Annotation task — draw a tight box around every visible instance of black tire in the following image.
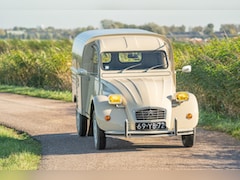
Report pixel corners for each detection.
[88,119,93,136]
[76,110,87,137]
[93,110,106,150]
[182,129,196,147]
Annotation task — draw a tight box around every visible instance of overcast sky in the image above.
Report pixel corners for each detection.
[1,0,240,31]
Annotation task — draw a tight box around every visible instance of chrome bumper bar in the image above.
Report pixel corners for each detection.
[105,119,194,138]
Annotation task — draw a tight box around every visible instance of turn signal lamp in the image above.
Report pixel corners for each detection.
[186,113,193,119]
[108,94,123,105]
[175,92,189,102]
[105,115,111,121]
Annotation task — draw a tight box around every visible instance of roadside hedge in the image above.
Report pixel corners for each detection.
[0,40,72,91]
[175,38,240,117]
[0,38,239,117]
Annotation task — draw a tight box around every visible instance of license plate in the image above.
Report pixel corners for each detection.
[136,122,166,130]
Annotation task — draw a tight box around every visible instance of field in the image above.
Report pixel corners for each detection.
[0,38,239,139]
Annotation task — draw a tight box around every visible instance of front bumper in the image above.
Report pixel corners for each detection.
[105,119,195,138]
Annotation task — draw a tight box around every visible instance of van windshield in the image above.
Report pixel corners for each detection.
[101,51,168,71]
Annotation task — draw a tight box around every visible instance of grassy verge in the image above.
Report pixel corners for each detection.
[199,110,240,140]
[0,125,41,170]
[0,85,72,102]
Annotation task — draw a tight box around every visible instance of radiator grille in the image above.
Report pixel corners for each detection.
[135,108,166,120]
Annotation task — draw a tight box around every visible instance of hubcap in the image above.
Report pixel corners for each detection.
[76,112,80,132]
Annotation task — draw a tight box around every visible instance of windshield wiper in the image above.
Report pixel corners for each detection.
[145,64,167,72]
[120,63,142,73]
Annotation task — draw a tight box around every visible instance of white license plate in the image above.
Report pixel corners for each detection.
[136,122,166,130]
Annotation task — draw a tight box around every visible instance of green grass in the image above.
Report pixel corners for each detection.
[199,110,240,140]
[0,125,41,170]
[0,85,72,102]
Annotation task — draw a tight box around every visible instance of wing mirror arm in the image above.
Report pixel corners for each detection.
[71,67,88,76]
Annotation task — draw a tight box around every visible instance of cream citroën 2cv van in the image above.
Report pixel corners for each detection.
[71,29,199,150]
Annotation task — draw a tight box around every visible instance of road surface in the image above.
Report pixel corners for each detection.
[0,92,240,170]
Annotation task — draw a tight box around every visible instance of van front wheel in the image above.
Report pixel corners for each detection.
[93,110,106,150]
[76,111,87,136]
[182,129,196,147]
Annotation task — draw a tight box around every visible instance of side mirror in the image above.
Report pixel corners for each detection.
[71,67,88,76]
[182,65,192,73]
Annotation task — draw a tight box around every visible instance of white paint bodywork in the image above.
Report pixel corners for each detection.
[71,29,198,138]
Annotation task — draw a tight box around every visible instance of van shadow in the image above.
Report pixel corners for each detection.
[34,132,184,156]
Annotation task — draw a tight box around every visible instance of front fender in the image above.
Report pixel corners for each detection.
[172,93,199,130]
[93,95,127,131]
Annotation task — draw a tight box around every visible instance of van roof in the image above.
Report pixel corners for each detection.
[72,29,162,55]
[76,28,155,41]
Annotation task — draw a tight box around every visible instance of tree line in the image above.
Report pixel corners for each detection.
[0,19,239,40]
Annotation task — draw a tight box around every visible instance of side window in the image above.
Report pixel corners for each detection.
[92,49,98,74]
[82,43,99,75]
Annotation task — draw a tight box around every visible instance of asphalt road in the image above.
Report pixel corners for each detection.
[1,92,240,170]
